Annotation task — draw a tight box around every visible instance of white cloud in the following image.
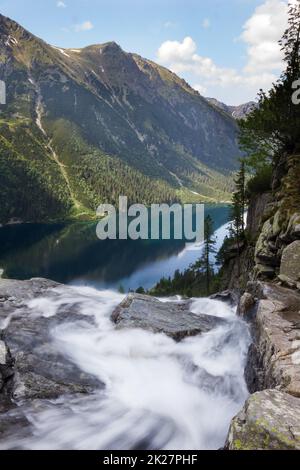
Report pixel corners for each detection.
[202,18,211,29]
[193,83,207,95]
[57,1,67,7]
[241,0,288,73]
[156,0,292,104]
[74,21,94,32]
[157,37,196,63]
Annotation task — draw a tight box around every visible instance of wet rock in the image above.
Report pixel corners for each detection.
[0,278,101,404]
[0,340,7,365]
[210,290,237,305]
[238,293,255,318]
[111,293,226,341]
[0,402,31,445]
[279,240,300,287]
[0,338,14,398]
[226,390,300,450]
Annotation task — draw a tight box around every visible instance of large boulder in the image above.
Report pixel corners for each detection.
[111,293,226,341]
[0,278,101,402]
[226,390,300,450]
[279,240,300,288]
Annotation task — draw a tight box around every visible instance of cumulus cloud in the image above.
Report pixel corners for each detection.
[156,0,292,104]
[157,37,196,63]
[74,21,94,32]
[57,1,67,7]
[241,0,288,73]
[193,83,207,95]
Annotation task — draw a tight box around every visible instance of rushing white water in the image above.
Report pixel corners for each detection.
[4,286,251,450]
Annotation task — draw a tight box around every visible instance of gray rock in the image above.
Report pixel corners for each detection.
[0,402,31,444]
[278,274,297,288]
[210,290,237,305]
[111,293,226,341]
[254,263,276,279]
[0,278,101,404]
[281,212,300,242]
[246,193,273,239]
[0,341,7,365]
[254,219,280,274]
[244,282,300,397]
[238,293,255,318]
[226,390,300,450]
[289,213,300,240]
[280,240,300,286]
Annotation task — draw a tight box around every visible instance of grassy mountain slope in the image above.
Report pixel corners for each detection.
[0,14,240,223]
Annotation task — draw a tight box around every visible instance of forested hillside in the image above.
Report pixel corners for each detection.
[0,14,240,223]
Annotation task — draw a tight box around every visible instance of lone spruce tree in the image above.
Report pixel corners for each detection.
[198,215,217,295]
[229,162,246,281]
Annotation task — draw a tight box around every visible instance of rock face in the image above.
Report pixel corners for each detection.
[279,240,300,287]
[227,281,300,449]
[225,156,300,450]
[219,192,273,292]
[0,278,100,403]
[111,293,226,341]
[226,390,300,450]
[244,282,300,397]
[247,193,273,240]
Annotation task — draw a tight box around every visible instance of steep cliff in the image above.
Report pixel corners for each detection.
[225,154,300,450]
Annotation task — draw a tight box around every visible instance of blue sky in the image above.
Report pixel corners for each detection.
[0,0,291,104]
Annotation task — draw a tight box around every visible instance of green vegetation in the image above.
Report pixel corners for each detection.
[0,123,72,223]
[150,216,219,297]
[246,165,272,196]
[0,13,241,224]
[239,2,300,197]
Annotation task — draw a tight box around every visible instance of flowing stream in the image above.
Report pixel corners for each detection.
[3,286,251,450]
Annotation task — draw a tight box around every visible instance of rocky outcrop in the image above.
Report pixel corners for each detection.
[253,155,300,282]
[111,293,226,341]
[0,278,101,404]
[226,281,300,449]
[244,282,300,396]
[247,192,273,240]
[219,192,273,292]
[226,390,300,450]
[0,277,105,443]
[279,240,300,288]
[225,155,300,450]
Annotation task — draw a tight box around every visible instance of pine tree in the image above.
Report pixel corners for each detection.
[234,162,246,232]
[193,215,217,295]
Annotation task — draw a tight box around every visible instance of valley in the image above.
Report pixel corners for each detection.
[0,14,241,224]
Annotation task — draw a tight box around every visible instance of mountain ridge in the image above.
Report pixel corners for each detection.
[206,97,257,120]
[0,14,241,223]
